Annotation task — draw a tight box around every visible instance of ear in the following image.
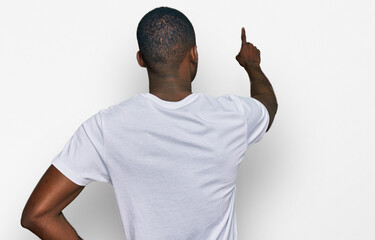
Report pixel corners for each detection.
[190,45,198,64]
[136,50,147,68]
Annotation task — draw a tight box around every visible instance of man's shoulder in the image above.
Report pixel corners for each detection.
[101,94,141,112]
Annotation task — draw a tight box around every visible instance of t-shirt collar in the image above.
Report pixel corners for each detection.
[141,92,199,109]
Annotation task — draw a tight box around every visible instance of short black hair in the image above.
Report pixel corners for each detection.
[136,7,196,72]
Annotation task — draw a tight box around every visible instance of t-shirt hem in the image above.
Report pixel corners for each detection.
[248,98,270,145]
[52,159,89,186]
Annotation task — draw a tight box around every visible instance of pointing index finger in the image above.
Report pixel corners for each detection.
[241,27,246,45]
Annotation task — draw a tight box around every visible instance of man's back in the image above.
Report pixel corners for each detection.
[51,92,269,240]
[21,7,277,239]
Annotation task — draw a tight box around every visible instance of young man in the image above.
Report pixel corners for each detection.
[21,6,277,240]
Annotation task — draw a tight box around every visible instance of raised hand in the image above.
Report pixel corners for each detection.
[235,27,261,68]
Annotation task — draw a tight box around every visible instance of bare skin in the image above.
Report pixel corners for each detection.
[21,165,84,240]
[21,27,277,239]
[236,27,278,131]
[136,45,198,102]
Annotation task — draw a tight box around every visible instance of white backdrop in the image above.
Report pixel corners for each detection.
[1,0,374,239]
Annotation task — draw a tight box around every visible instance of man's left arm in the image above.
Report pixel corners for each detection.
[21,164,84,240]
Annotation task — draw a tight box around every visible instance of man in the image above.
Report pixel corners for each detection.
[21,6,277,240]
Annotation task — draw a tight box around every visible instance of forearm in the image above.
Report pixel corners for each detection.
[245,65,274,97]
[23,212,83,240]
[245,65,278,130]
[235,27,278,131]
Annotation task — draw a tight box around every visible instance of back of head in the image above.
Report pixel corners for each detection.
[136,7,196,73]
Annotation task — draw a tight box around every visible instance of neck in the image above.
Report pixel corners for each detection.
[146,67,193,101]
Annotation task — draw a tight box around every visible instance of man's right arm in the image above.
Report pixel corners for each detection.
[236,27,278,132]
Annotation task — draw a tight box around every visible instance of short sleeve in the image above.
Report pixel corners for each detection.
[51,111,111,186]
[231,95,270,149]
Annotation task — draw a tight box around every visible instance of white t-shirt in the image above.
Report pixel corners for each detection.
[52,92,269,240]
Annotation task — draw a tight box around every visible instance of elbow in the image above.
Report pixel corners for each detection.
[273,93,278,112]
[272,100,278,123]
[21,208,37,230]
[21,212,48,234]
[21,203,33,229]
[266,100,278,132]
[269,96,278,118]
[21,212,34,230]
[274,100,278,115]
[21,206,44,230]
[271,95,278,118]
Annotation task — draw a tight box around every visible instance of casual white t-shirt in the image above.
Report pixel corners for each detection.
[52,92,269,240]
